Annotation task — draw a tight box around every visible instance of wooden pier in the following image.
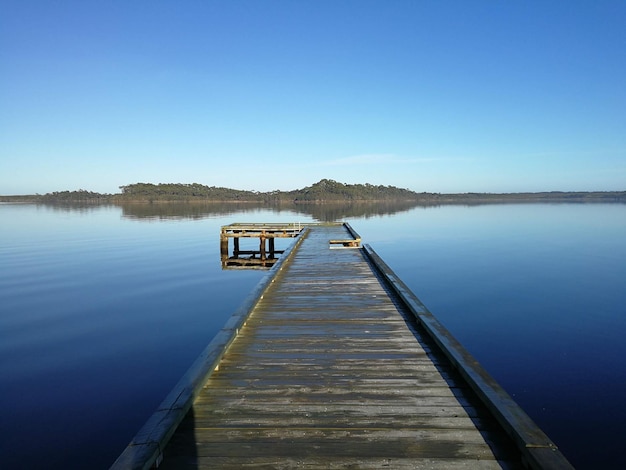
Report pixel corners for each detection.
[220,223,304,269]
[113,223,573,469]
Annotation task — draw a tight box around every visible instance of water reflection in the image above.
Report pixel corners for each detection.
[119,202,267,220]
[290,200,425,221]
[30,202,117,214]
[119,199,625,222]
[116,200,425,221]
[30,199,618,222]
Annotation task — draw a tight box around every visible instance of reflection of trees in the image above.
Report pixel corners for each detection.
[15,196,626,222]
[119,202,268,220]
[118,201,426,222]
[290,201,424,221]
[34,203,116,214]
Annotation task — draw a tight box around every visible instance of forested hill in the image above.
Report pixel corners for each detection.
[283,179,423,201]
[117,179,425,202]
[118,182,260,201]
[2,179,625,203]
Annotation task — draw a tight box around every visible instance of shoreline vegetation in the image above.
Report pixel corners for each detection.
[1,179,625,204]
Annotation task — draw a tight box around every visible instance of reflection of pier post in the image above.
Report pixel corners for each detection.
[268,238,275,259]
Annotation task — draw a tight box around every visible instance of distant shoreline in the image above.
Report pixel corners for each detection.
[2,194,626,203]
[1,179,625,204]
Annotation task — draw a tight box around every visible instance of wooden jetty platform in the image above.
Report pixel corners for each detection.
[220,223,304,269]
[112,223,573,469]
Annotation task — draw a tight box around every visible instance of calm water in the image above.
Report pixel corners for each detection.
[1,202,624,469]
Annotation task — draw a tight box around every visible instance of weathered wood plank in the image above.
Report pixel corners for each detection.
[160,456,522,470]
[171,432,513,458]
[189,406,489,423]
[186,415,498,430]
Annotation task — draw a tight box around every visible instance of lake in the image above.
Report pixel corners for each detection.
[1,201,624,469]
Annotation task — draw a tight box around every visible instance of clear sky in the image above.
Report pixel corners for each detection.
[1,1,625,195]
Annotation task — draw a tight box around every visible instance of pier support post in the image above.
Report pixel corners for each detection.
[259,236,266,260]
[220,235,228,258]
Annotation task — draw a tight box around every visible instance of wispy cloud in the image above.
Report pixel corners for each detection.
[320,153,446,166]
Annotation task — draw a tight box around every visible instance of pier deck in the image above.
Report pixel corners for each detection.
[113,223,572,469]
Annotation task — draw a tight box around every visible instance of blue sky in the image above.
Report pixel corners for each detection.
[1,1,625,195]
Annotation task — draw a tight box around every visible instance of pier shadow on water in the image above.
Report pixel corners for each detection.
[156,407,199,469]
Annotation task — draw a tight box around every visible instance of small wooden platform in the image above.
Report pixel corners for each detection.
[220,223,304,269]
[112,223,572,469]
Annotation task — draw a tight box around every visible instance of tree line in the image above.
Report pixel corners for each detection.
[116,179,425,202]
[2,179,624,203]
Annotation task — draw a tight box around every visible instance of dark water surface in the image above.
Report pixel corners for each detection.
[1,202,624,468]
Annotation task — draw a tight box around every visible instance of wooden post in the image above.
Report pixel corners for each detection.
[220,235,228,258]
[259,236,266,260]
